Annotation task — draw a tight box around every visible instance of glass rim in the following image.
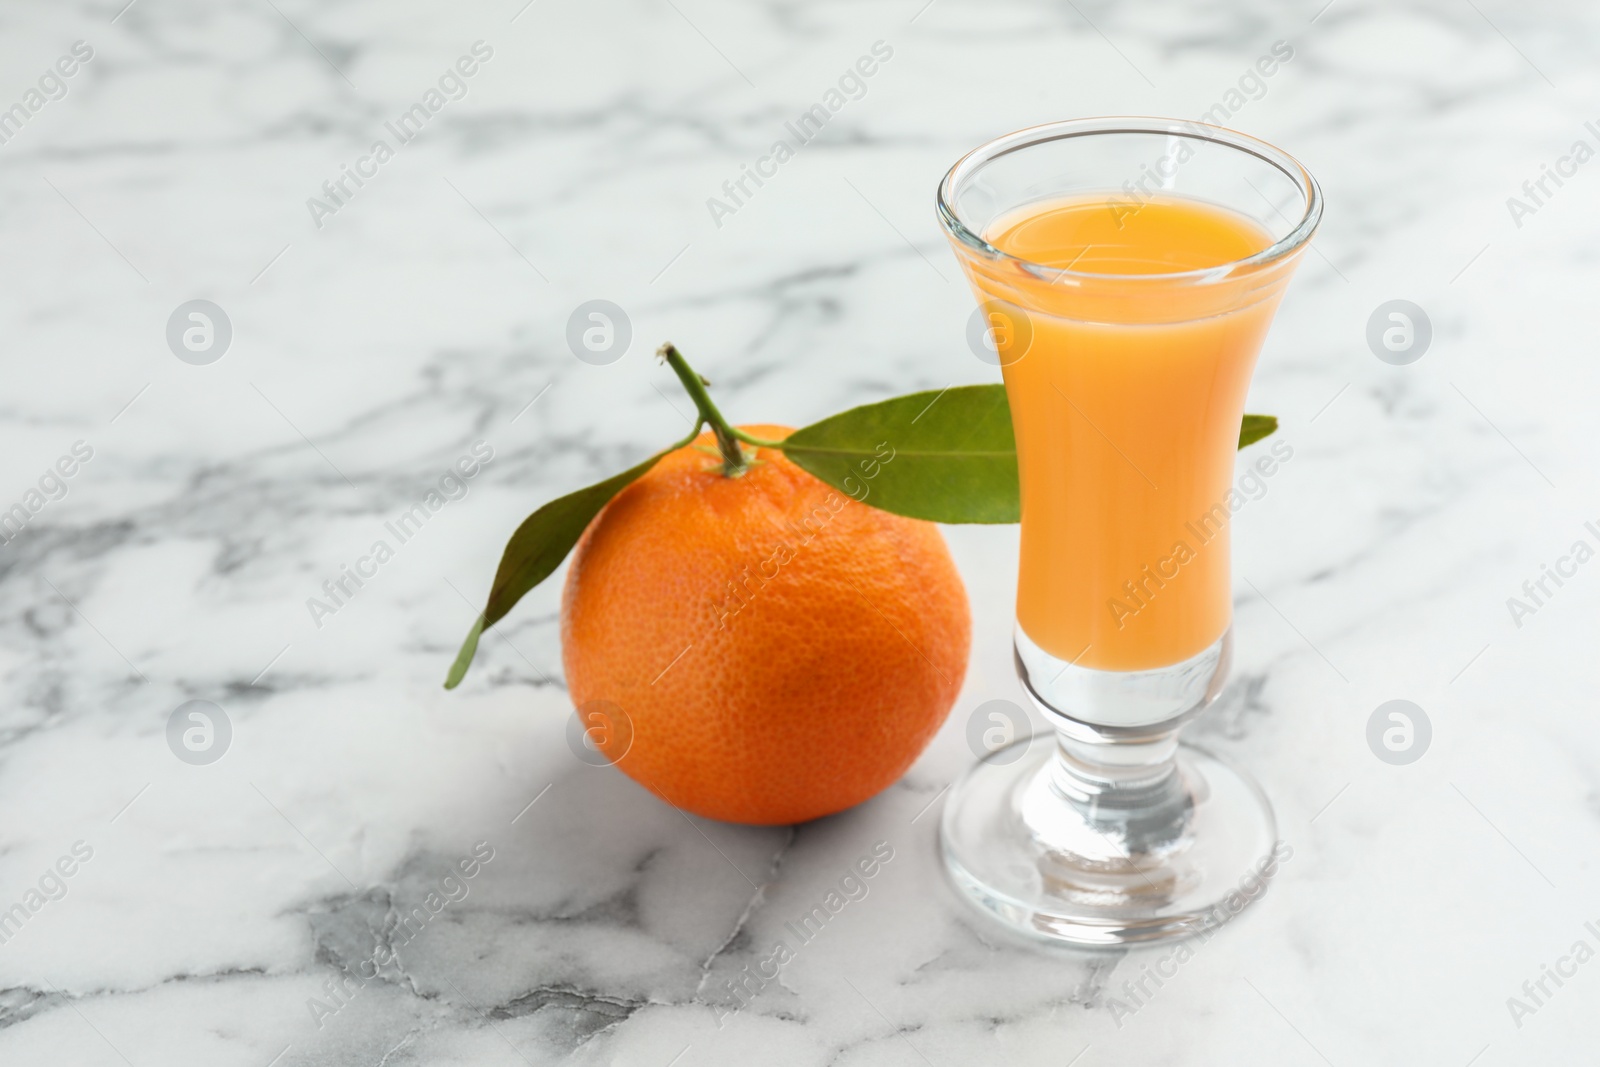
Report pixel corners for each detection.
[936,116,1323,285]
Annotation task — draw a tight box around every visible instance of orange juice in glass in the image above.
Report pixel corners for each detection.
[937,120,1319,945]
[989,194,1282,672]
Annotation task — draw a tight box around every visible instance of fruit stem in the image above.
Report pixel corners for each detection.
[657,343,784,476]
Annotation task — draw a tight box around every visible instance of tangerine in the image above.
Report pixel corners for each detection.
[560,425,970,825]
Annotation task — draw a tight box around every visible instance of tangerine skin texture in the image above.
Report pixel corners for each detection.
[560,425,971,825]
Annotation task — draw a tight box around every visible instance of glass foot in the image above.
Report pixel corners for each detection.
[940,736,1280,946]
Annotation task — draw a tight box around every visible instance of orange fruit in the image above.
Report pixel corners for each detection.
[560,425,971,825]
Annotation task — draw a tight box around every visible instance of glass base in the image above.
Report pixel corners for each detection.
[940,736,1278,946]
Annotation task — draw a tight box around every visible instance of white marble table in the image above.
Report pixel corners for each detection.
[2,0,1596,1063]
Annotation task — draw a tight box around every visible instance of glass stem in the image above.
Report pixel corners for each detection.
[1042,723,1193,858]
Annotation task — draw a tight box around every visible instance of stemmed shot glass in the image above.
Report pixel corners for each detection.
[937,118,1321,945]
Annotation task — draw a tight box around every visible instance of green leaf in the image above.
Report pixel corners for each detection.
[1238,413,1278,449]
[445,374,1281,687]
[781,385,1019,524]
[782,384,1278,525]
[443,614,484,690]
[443,447,675,689]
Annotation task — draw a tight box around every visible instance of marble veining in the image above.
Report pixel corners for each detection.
[1,0,1597,1063]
